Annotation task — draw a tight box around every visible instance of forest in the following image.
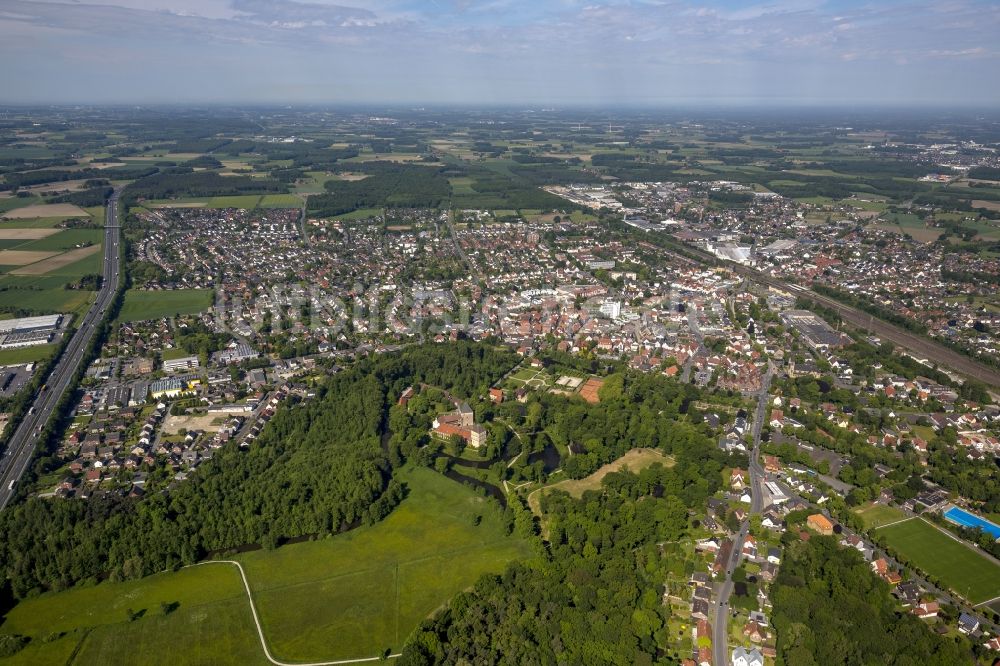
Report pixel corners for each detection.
[771,535,972,665]
[122,170,286,203]
[0,343,517,601]
[308,162,451,216]
[399,371,730,664]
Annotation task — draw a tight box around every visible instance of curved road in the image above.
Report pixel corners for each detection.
[0,190,122,510]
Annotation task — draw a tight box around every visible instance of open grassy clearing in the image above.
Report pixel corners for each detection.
[206,195,262,208]
[527,448,675,516]
[855,503,907,529]
[242,466,531,661]
[258,194,302,208]
[116,288,214,323]
[0,564,265,666]
[0,284,94,316]
[875,517,1000,604]
[0,466,530,665]
[0,344,57,366]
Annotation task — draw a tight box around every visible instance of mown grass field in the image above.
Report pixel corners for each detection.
[876,517,1000,604]
[0,280,95,317]
[116,288,214,322]
[527,448,675,517]
[241,466,531,661]
[0,344,57,366]
[0,565,266,666]
[855,503,907,529]
[0,466,530,665]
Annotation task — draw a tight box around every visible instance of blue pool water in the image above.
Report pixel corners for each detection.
[944,506,1000,539]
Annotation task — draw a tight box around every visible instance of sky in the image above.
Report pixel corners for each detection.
[0,0,998,106]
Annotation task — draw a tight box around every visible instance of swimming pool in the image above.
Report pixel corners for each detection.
[944,506,1000,540]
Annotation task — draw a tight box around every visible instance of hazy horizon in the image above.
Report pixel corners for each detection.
[1,0,998,107]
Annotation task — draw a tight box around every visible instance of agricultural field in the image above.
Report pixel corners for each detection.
[0,203,88,219]
[116,289,214,323]
[875,517,1000,604]
[0,466,530,665]
[0,205,106,315]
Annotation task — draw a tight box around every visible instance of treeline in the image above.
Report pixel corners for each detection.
[50,186,113,208]
[123,170,286,202]
[0,342,517,599]
[809,284,928,334]
[772,535,972,665]
[941,268,1000,286]
[926,428,1000,511]
[1,166,156,190]
[968,166,1000,181]
[309,162,451,217]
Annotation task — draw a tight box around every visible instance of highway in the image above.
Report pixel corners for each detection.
[0,190,122,510]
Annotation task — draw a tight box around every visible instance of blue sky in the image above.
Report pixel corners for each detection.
[1,0,997,106]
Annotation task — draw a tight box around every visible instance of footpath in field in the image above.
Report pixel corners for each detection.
[0,466,529,665]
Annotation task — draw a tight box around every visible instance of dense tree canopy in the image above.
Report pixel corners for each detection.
[772,535,972,665]
[0,343,517,599]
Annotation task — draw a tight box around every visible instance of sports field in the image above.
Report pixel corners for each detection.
[0,466,529,665]
[876,517,1000,604]
[855,503,907,529]
[116,288,214,322]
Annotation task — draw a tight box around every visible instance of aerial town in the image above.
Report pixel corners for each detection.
[0,102,998,666]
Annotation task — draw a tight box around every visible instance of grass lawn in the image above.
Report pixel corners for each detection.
[0,344,57,366]
[161,347,194,361]
[527,448,674,516]
[0,565,265,666]
[0,466,529,665]
[258,194,302,208]
[855,503,907,529]
[116,289,213,322]
[876,517,1000,604]
[0,285,94,316]
[241,466,530,661]
[206,195,262,209]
